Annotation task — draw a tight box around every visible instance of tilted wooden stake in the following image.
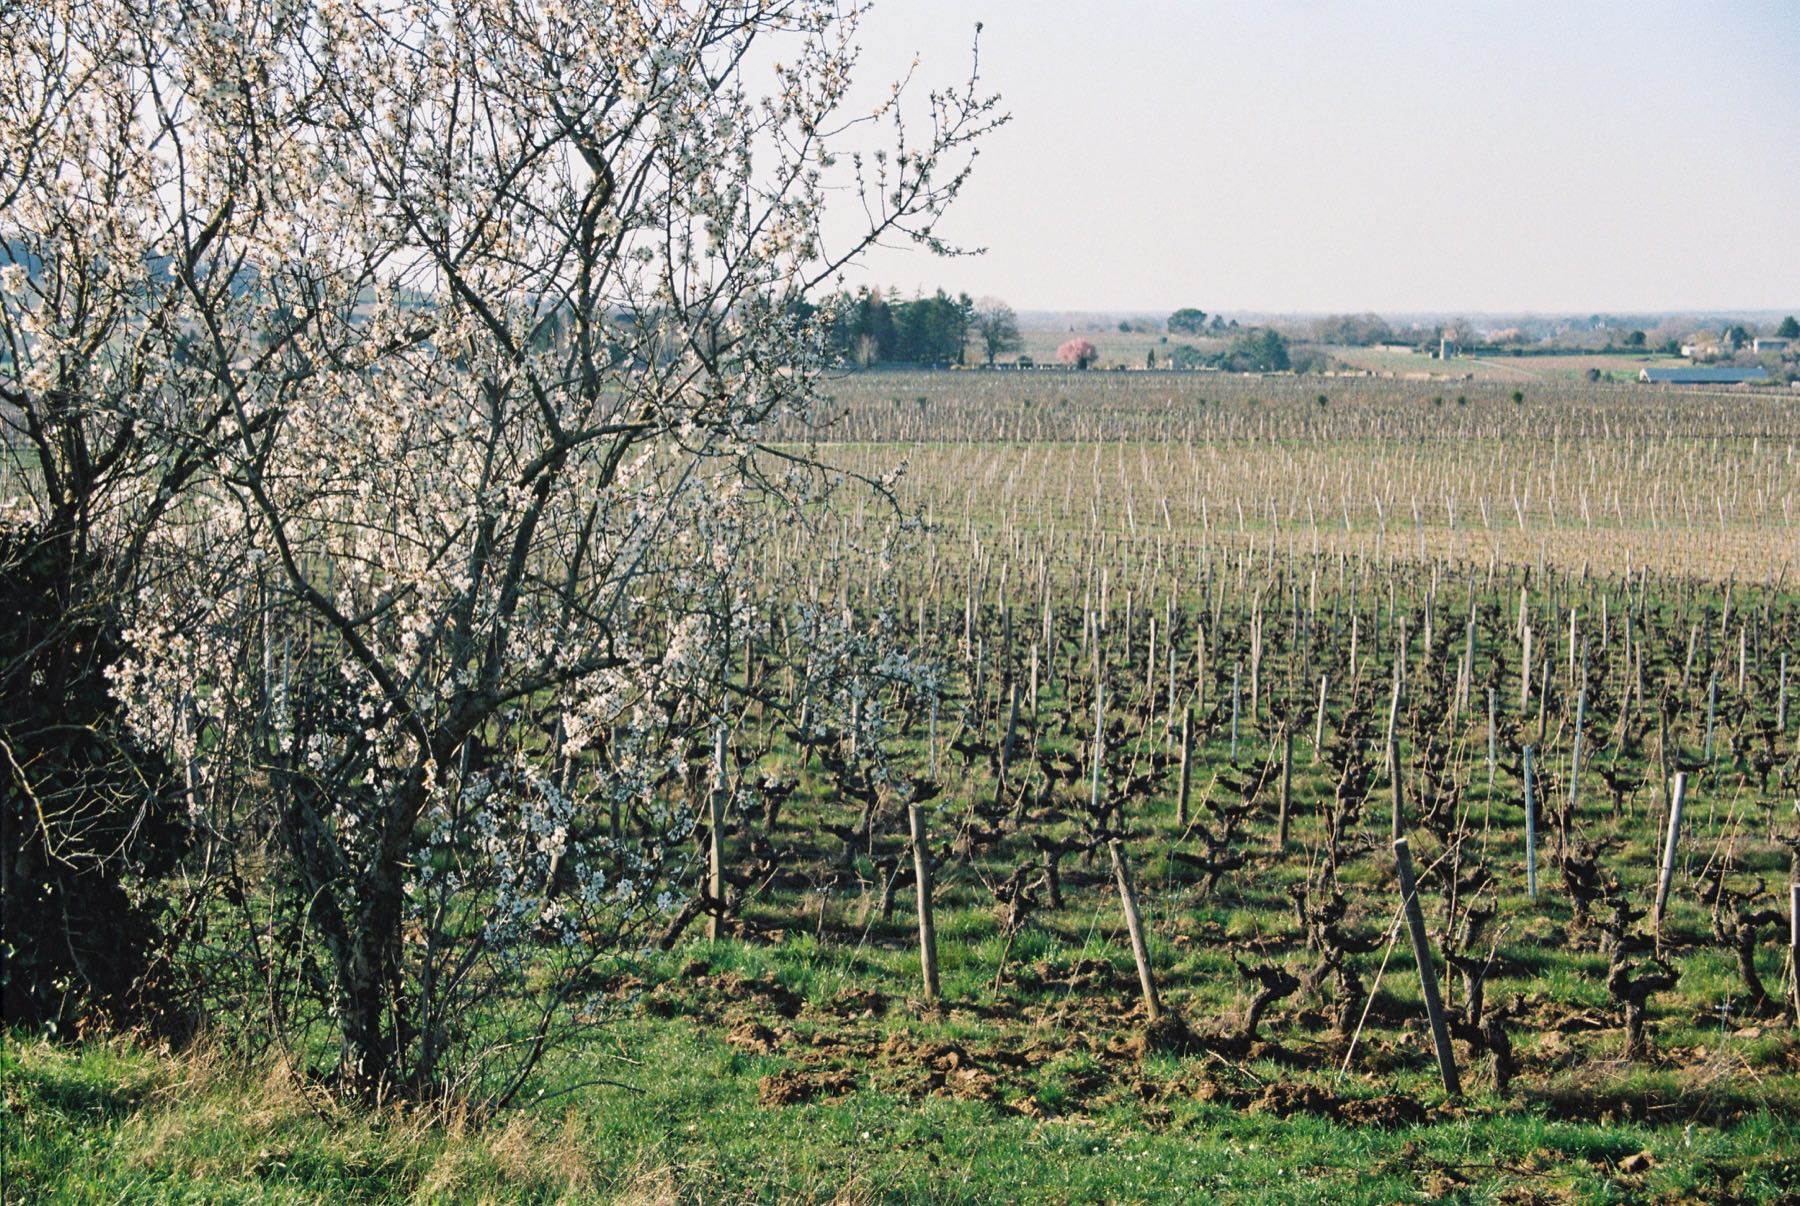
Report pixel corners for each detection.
[1652,772,1687,941]
[1314,672,1329,749]
[1389,737,1404,841]
[1394,837,1462,1097]
[1109,839,1162,1021]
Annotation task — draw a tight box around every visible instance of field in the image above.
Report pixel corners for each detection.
[11,371,1800,1203]
[1321,348,1683,383]
[1011,326,1190,368]
[1000,329,1685,382]
[1459,353,1683,384]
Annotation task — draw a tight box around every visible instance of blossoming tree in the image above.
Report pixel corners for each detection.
[3,0,999,1100]
[1057,337,1099,369]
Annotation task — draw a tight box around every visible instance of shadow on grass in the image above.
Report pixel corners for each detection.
[4,1043,159,1122]
[1526,1066,1800,1126]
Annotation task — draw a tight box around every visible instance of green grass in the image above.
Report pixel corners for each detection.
[12,1014,1800,1203]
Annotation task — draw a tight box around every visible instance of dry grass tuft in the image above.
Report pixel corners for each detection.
[607,1159,680,1206]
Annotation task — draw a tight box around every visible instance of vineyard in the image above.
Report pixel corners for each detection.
[19,373,1800,1202]
[8,2,1800,1199]
[651,372,1800,1194]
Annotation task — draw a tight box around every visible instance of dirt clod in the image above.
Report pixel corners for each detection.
[726,1021,779,1054]
[1337,1093,1426,1128]
[757,1067,856,1106]
[1122,1012,1200,1060]
[826,987,888,1017]
[1248,1081,1336,1119]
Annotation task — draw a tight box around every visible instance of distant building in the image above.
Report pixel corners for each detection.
[1681,336,1727,359]
[1681,327,1750,360]
[1752,337,1791,353]
[1639,366,1769,385]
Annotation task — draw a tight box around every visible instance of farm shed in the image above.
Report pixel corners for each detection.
[1639,366,1769,385]
[1752,336,1790,353]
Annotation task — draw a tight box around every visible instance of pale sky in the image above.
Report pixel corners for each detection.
[830,0,1800,314]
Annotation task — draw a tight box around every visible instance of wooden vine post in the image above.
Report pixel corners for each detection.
[1230,663,1241,763]
[1314,672,1328,749]
[1091,677,1104,815]
[1176,705,1194,827]
[1109,839,1163,1021]
[1486,686,1496,790]
[1384,661,1401,775]
[909,802,941,1002]
[1652,772,1687,942]
[1523,744,1538,900]
[707,725,727,941]
[1389,737,1404,841]
[1789,881,1800,1025]
[1568,673,1586,819]
[1276,723,1293,850]
[1000,679,1020,779]
[1779,651,1789,734]
[1704,674,1718,765]
[1657,708,1671,826]
[1394,837,1462,1097]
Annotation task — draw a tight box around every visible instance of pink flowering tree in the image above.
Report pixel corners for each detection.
[1058,337,1099,369]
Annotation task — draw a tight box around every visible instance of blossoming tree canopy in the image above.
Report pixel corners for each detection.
[2,0,1000,1100]
[1058,337,1099,369]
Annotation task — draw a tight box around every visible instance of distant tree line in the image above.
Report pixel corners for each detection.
[1311,313,1396,345]
[1168,307,1234,334]
[823,287,975,366]
[1166,327,1291,372]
